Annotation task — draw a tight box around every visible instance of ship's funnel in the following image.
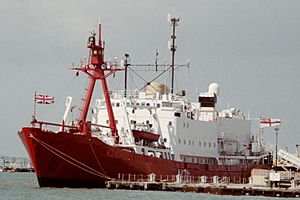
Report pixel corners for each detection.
[145,82,169,97]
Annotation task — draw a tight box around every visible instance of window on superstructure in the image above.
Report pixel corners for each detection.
[136,103,140,106]
[209,142,211,147]
[141,102,145,106]
[146,103,150,106]
[168,121,172,126]
[199,141,201,146]
[192,141,194,146]
[183,122,185,128]
[115,120,118,124]
[178,139,181,144]
[187,123,189,128]
[162,102,171,107]
[189,140,191,145]
[214,143,216,148]
[116,102,120,107]
[157,103,161,108]
[112,102,115,107]
[204,142,206,147]
[184,139,186,145]
[106,120,109,124]
[174,112,181,117]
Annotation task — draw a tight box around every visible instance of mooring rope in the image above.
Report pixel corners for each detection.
[89,141,109,177]
[29,134,111,180]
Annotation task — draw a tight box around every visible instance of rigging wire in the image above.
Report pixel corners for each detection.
[30,134,111,180]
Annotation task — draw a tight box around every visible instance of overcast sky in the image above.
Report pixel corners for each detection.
[1,0,300,157]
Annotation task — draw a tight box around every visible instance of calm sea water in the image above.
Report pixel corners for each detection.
[0,173,287,200]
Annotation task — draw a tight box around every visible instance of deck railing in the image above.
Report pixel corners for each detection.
[115,173,249,184]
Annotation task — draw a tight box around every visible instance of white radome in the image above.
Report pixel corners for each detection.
[145,82,169,96]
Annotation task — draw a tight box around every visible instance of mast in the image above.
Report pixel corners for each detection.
[169,17,180,95]
[124,54,130,97]
[124,18,187,93]
[74,24,119,143]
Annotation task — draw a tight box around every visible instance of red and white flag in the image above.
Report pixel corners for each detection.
[35,95,54,104]
[260,117,281,128]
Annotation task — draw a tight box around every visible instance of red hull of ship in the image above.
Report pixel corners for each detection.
[19,127,271,188]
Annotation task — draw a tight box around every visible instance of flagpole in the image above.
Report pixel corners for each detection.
[260,127,264,151]
[33,91,37,123]
[274,126,279,173]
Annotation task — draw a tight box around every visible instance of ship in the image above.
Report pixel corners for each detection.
[18,19,272,188]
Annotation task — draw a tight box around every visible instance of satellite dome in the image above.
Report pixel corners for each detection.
[145,82,169,96]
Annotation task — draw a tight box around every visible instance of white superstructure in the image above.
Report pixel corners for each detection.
[84,83,270,166]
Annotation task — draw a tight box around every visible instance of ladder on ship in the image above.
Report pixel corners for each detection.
[78,76,94,121]
[278,149,300,169]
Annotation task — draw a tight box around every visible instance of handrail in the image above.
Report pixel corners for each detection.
[32,120,77,130]
[32,120,111,131]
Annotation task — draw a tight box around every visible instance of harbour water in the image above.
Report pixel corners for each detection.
[0,173,286,200]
